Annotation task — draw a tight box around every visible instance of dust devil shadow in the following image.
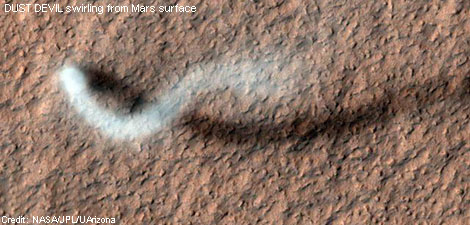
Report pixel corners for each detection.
[83,67,470,151]
[184,74,470,152]
[84,67,147,113]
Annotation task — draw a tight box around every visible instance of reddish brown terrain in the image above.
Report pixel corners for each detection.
[2,0,470,224]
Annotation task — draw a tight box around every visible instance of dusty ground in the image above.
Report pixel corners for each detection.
[2,0,470,224]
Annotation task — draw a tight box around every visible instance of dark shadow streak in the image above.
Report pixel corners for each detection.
[83,67,470,151]
[83,67,147,113]
[183,74,470,152]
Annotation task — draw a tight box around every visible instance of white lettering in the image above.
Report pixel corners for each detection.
[4,4,31,13]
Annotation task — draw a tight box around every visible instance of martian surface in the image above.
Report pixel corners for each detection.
[2,0,470,224]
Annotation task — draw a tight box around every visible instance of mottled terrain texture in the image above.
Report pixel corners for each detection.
[2,0,470,224]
